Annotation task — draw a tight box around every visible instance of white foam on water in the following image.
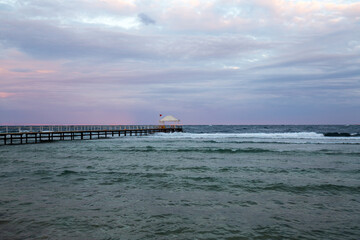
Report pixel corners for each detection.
[150,132,325,139]
[146,132,360,144]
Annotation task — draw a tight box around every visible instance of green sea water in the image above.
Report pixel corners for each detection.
[0,125,359,239]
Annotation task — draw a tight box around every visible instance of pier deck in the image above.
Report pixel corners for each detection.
[0,125,182,145]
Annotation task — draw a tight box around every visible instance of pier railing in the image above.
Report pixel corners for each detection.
[0,125,181,133]
[0,125,183,145]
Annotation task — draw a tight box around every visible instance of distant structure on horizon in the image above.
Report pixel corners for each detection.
[159,115,181,127]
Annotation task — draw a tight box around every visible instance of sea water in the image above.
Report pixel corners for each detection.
[0,125,359,239]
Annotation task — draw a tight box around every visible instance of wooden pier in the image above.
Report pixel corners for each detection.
[0,125,183,145]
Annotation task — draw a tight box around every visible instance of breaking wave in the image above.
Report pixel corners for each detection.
[146,132,360,145]
[150,132,325,139]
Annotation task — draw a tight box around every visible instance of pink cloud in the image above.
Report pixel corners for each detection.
[0,92,15,98]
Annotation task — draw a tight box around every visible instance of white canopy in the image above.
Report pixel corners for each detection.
[159,115,180,122]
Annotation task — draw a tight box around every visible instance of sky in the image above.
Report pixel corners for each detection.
[0,0,359,125]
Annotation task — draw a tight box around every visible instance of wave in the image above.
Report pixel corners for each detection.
[125,145,360,156]
[324,132,360,137]
[58,170,78,176]
[150,132,325,139]
[262,183,360,194]
[227,183,360,194]
[146,132,360,145]
[116,147,360,155]
[119,147,282,154]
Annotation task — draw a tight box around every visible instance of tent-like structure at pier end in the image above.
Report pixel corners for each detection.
[159,115,181,127]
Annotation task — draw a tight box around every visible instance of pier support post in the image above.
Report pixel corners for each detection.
[0,125,182,145]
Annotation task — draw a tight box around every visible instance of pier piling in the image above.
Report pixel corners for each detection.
[0,125,182,145]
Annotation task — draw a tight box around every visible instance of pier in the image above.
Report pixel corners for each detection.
[0,125,183,145]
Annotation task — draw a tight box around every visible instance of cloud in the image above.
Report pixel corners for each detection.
[0,15,270,62]
[138,13,155,25]
[0,92,15,98]
[9,68,33,73]
[0,0,359,124]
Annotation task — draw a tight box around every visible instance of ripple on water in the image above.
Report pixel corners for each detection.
[0,125,360,239]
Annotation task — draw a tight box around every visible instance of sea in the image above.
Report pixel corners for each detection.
[0,125,359,240]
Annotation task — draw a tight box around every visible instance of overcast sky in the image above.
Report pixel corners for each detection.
[0,0,359,124]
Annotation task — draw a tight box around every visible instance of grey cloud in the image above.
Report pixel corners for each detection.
[264,63,360,87]
[10,68,33,73]
[0,17,151,60]
[253,53,360,72]
[0,3,13,11]
[0,16,269,62]
[138,13,155,25]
